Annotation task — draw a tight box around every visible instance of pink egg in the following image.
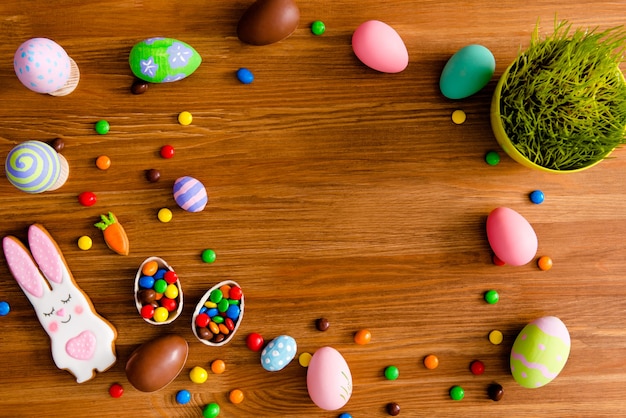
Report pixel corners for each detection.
[14,38,71,93]
[306,347,352,410]
[486,207,538,266]
[352,20,408,73]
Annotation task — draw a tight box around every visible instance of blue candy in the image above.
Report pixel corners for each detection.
[138,275,155,289]
[176,389,191,404]
[226,304,240,320]
[0,301,10,316]
[236,68,254,84]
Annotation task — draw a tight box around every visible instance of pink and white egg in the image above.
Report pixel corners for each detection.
[14,38,79,96]
[307,347,352,410]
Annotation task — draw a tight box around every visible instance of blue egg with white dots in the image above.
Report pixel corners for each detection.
[236,68,254,84]
[529,190,545,204]
[176,389,191,404]
[0,301,10,316]
[260,335,297,371]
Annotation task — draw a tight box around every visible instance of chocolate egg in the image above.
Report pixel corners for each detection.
[237,0,300,46]
[125,334,188,392]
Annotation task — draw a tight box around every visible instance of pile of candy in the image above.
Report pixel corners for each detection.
[136,258,182,324]
[193,282,243,345]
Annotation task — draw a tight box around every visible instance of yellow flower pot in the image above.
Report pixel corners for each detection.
[490,64,620,173]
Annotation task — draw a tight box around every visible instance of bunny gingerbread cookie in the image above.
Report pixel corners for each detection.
[2,224,117,383]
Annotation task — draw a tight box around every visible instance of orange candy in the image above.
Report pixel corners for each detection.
[538,256,553,271]
[219,284,231,299]
[354,329,372,345]
[423,354,439,370]
[96,155,111,170]
[229,389,244,404]
[211,359,226,374]
[209,322,220,334]
[141,260,159,276]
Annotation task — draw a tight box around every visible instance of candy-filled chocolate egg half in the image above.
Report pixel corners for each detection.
[129,38,201,83]
[125,334,188,392]
[237,0,300,46]
[192,280,244,346]
[134,257,183,325]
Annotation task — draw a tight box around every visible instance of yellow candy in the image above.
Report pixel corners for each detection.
[153,307,169,322]
[298,352,312,367]
[142,260,158,276]
[489,329,504,345]
[164,283,179,299]
[158,208,173,223]
[77,236,92,251]
[189,366,208,384]
[204,301,217,308]
[451,109,466,124]
[178,111,193,126]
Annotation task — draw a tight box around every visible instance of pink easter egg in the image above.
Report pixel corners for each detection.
[352,20,409,73]
[486,207,538,266]
[307,346,352,410]
[14,38,71,93]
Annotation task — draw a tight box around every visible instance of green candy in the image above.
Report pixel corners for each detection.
[129,37,202,83]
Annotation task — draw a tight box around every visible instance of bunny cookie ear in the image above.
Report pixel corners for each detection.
[2,235,47,298]
[28,224,64,285]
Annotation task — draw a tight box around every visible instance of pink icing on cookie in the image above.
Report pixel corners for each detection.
[49,322,59,333]
[29,225,63,284]
[66,331,96,360]
[2,237,44,297]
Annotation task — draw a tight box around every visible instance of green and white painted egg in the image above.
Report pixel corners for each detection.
[129,38,201,83]
[510,316,570,388]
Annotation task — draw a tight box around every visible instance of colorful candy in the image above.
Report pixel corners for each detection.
[354,329,371,345]
[386,402,401,416]
[299,352,312,367]
[176,389,191,404]
[78,191,97,207]
[192,280,244,346]
[211,359,226,374]
[384,365,400,380]
[201,248,216,263]
[316,317,330,331]
[529,189,545,204]
[311,20,326,35]
[203,403,220,418]
[485,150,501,165]
[451,109,466,124]
[236,68,254,84]
[538,255,553,271]
[109,383,124,398]
[160,144,175,159]
[470,360,485,375]
[134,257,183,325]
[489,329,504,345]
[484,289,499,304]
[178,111,193,125]
[190,366,208,384]
[423,354,439,370]
[488,383,504,401]
[246,332,264,351]
[94,120,110,135]
[5,140,69,193]
[449,385,465,400]
[229,389,244,404]
[96,155,111,170]
[0,301,10,316]
[77,235,93,251]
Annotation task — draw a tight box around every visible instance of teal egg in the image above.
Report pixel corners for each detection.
[439,44,495,99]
[129,38,202,83]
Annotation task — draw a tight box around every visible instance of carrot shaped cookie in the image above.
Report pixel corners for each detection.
[94,212,129,256]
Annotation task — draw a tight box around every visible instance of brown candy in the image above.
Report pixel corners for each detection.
[488,383,504,401]
[125,334,188,392]
[237,0,300,46]
[145,169,161,183]
[50,138,64,153]
[315,317,330,331]
[198,327,212,340]
[212,333,226,344]
[131,79,149,95]
[386,402,401,416]
[138,289,157,305]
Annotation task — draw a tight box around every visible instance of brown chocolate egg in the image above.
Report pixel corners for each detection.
[125,334,188,392]
[237,0,300,46]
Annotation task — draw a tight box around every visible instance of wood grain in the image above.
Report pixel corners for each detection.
[1,1,626,416]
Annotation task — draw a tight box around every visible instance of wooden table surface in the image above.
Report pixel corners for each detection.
[1,1,626,416]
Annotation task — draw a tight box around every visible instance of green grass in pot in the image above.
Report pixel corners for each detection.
[498,20,626,171]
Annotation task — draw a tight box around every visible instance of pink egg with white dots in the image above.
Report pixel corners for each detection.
[14,38,71,93]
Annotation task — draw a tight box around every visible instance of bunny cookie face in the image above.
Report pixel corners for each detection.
[2,224,117,383]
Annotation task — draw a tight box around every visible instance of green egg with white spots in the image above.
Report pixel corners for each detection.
[510,316,570,388]
[129,38,202,83]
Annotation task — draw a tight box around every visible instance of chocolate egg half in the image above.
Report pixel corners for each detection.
[125,334,188,392]
[237,0,300,46]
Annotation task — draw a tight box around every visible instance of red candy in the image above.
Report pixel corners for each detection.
[230,286,243,300]
[109,383,124,398]
[161,297,177,312]
[160,144,175,159]
[225,317,235,331]
[196,313,210,328]
[164,270,178,284]
[246,332,264,352]
[78,191,97,207]
[140,304,155,319]
[470,360,485,375]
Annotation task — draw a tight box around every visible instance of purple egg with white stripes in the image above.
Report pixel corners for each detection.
[173,176,208,212]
